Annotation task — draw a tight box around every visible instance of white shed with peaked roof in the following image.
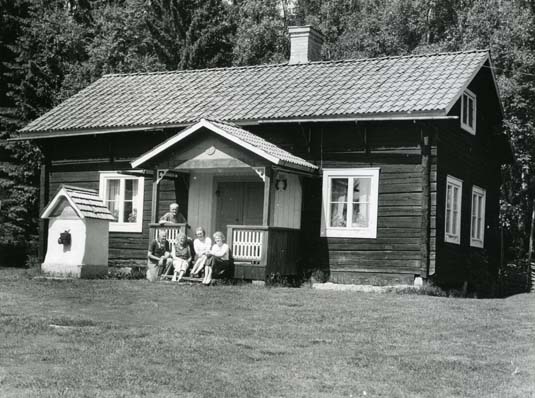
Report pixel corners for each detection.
[41,185,114,278]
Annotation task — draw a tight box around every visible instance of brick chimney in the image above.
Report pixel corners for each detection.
[288,25,324,64]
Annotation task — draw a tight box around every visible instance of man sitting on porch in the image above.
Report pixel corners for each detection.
[159,203,187,225]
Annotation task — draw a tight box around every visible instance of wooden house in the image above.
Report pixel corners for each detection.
[16,26,511,287]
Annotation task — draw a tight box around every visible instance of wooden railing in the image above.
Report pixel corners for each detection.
[148,223,187,249]
[227,225,301,276]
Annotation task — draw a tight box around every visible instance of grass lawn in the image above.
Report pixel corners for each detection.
[0,268,534,398]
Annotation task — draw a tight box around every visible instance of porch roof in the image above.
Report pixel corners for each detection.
[131,119,318,173]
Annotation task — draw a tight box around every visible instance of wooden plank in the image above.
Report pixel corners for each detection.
[420,130,431,277]
[38,161,50,262]
[151,170,159,223]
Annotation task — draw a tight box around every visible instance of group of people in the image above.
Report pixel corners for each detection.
[148,203,230,285]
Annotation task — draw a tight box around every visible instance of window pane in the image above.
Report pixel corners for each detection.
[452,187,459,234]
[331,178,348,203]
[106,180,120,221]
[462,95,468,125]
[330,203,347,227]
[123,201,134,223]
[468,97,474,127]
[351,178,371,228]
[351,203,369,227]
[125,179,135,201]
[330,178,348,227]
[446,185,452,233]
[351,178,370,204]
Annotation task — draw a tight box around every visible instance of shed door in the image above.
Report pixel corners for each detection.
[216,182,263,233]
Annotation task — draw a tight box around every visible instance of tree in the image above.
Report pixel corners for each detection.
[145,0,235,70]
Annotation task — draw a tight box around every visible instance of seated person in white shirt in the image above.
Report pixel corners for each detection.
[202,231,230,285]
[190,227,212,278]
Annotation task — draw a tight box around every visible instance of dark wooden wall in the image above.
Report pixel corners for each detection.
[39,131,180,266]
[435,64,504,288]
[292,121,434,285]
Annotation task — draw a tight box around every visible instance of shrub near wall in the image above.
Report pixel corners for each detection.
[0,243,28,267]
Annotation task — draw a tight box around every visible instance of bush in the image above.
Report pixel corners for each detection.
[497,260,531,297]
[265,272,303,288]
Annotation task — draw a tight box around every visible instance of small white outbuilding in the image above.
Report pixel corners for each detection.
[41,185,115,278]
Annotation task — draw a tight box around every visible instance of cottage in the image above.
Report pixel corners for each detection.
[16,26,511,287]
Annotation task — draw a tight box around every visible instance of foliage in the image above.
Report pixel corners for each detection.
[231,0,289,66]
[1,0,535,265]
[145,0,235,70]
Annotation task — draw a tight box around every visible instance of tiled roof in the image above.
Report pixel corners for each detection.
[42,185,115,221]
[21,50,489,136]
[132,119,318,172]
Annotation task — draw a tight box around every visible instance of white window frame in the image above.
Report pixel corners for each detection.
[445,175,463,244]
[461,89,477,135]
[470,185,486,248]
[99,171,144,233]
[320,168,380,239]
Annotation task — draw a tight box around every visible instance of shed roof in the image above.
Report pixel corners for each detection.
[41,185,115,221]
[131,119,318,173]
[20,50,492,138]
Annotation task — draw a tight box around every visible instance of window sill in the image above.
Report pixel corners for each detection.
[321,227,376,239]
[109,223,143,233]
[444,235,460,245]
[470,240,484,248]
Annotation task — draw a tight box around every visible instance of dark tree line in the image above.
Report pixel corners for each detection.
[1,0,534,265]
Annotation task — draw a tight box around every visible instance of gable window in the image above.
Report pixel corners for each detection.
[99,172,144,232]
[470,186,486,248]
[321,168,379,238]
[461,89,476,134]
[445,175,462,244]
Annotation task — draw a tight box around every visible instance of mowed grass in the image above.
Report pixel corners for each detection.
[0,268,534,398]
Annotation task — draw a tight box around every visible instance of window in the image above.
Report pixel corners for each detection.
[470,186,486,248]
[99,172,144,232]
[321,168,379,238]
[461,89,476,134]
[445,175,462,244]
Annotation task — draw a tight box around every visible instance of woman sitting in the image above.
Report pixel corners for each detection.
[190,227,212,278]
[171,233,192,282]
[202,231,230,286]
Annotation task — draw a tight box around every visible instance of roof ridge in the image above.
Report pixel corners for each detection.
[61,184,99,194]
[102,49,489,78]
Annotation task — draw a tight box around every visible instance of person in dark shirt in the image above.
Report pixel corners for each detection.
[148,231,172,275]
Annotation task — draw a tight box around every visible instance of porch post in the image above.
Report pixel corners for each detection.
[262,167,273,226]
[151,169,160,223]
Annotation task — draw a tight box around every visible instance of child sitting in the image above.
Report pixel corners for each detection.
[171,233,192,282]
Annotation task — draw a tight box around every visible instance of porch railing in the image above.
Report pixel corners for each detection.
[227,225,301,276]
[148,223,187,249]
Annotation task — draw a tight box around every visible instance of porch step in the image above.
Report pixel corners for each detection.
[159,275,204,283]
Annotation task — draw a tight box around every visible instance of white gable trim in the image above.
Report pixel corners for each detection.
[41,187,84,219]
[131,119,281,169]
[443,52,503,118]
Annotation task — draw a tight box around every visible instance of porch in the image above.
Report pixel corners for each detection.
[134,119,318,280]
[148,223,301,280]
